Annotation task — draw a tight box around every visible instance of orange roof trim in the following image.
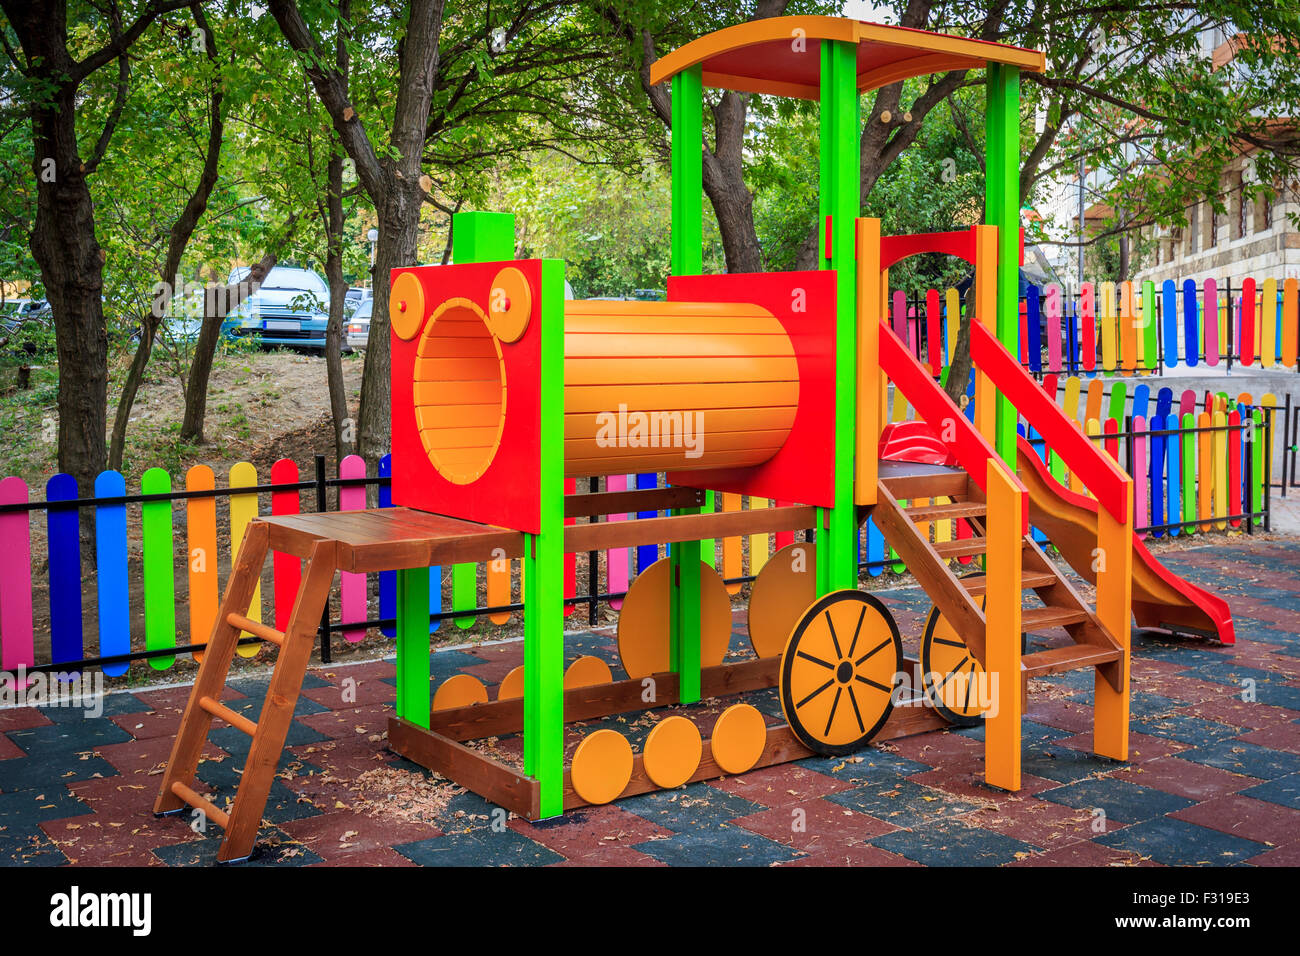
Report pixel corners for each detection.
[649,16,1045,99]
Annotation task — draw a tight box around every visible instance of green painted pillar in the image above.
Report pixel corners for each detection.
[985,64,1022,465]
[668,65,705,702]
[395,567,431,728]
[524,258,568,817]
[817,39,861,593]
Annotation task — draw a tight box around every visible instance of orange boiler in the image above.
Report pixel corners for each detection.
[413,298,799,483]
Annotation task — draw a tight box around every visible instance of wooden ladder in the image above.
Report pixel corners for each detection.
[153,522,338,863]
[871,475,1124,697]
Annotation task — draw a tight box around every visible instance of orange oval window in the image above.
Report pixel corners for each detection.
[412,298,506,484]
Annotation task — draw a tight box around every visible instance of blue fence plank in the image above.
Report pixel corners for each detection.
[46,473,82,669]
[94,470,130,676]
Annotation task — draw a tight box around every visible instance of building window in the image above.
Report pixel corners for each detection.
[1233,170,1246,239]
[1188,205,1198,255]
[1209,205,1219,248]
[1256,193,1272,233]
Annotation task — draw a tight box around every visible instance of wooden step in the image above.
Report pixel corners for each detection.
[879,461,970,499]
[904,501,987,522]
[169,781,230,829]
[934,538,987,560]
[1022,644,1122,678]
[199,695,259,737]
[226,613,285,647]
[1020,606,1089,632]
[958,571,1058,595]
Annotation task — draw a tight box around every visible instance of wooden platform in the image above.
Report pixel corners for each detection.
[262,508,525,573]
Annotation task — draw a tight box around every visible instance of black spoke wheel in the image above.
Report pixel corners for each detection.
[779,590,903,756]
[920,581,989,727]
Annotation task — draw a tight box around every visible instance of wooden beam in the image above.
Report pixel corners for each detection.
[564,485,703,519]
[388,717,540,819]
[564,505,815,553]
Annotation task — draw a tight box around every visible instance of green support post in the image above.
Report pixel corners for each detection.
[395,567,431,728]
[668,65,705,703]
[817,39,861,594]
[985,64,1022,465]
[524,257,568,817]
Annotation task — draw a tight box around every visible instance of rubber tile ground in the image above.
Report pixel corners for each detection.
[2,539,1297,867]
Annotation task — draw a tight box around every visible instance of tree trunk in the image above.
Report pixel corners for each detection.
[23,54,109,496]
[944,284,978,405]
[180,252,280,443]
[702,92,764,274]
[324,153,353,460]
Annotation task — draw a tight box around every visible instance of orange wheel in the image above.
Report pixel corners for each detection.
[432,674,488,711]
[643,716,702,789]
[564,655,613,690]
[617,558,732,679]
[710,703,767,775]
[496,665,524,701]
[570,730,633,805]
[746,542,816,658]
[779,590,902,756]
[920,585,989,727]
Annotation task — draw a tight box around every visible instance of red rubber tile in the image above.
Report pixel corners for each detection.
[1025,698,1094,734]
[279,810,445,862]
[735,796,901,853]
[1109,756,1263,801]
[510,803,674,861]
[1170,793,1300,847]
[0,733,25,760]
[1179,697,1300,731]
[1236,722,1300,749]
[300,672,400,708]
[780,842,922,866]
[706,762,855,808]
[1007,839,1160,866]
[0,707,53,732]
[1054,730,1189,762]
[1247,842,1300,867]
[966,797,1114,850]
[908,766,1059,801]
[297,702,394,741]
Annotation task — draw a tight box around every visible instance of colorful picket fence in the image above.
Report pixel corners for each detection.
[892,277,1300,376]
[0,458,791,679]
[861,373,1274,577]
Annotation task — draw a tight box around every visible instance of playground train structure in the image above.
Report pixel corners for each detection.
[155,16,1234,860]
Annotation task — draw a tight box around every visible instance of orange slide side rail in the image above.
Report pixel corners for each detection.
[878,321,1028,534]
[970,322,1130,524]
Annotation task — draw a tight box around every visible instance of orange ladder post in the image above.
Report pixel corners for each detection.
[1092,476,1134,761]
[984,457,1023,791]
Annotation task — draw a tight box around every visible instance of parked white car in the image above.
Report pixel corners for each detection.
[346,297,372,350]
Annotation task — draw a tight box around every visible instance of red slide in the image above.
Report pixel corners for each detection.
[1017,437,1235,644]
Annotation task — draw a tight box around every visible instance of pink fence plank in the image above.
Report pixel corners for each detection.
[1046,283,1062,372]
[271,458,301,633]
[339,455,367,642]
[606,474,629,609]
[0,477,34,675]
[1133,415,1149,537]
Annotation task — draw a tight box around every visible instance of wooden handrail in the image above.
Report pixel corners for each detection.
[878,321,1027,534]
[969,322,1130,523]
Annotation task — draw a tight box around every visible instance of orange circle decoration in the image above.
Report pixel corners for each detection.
[432,674,489,711]
[616,558,733,680]
[564,655,613,690]
[710,704,767,775]
[413,298,507,484]
[747,542,817,659]
[643,716,702,789]
[496,665,525,701]
[486,266,531,343]
[390,271,425,341]
[570,730,633,805]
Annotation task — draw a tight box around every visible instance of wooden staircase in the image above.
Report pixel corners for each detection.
[153,523,338,863]
[870,463,1124,696]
